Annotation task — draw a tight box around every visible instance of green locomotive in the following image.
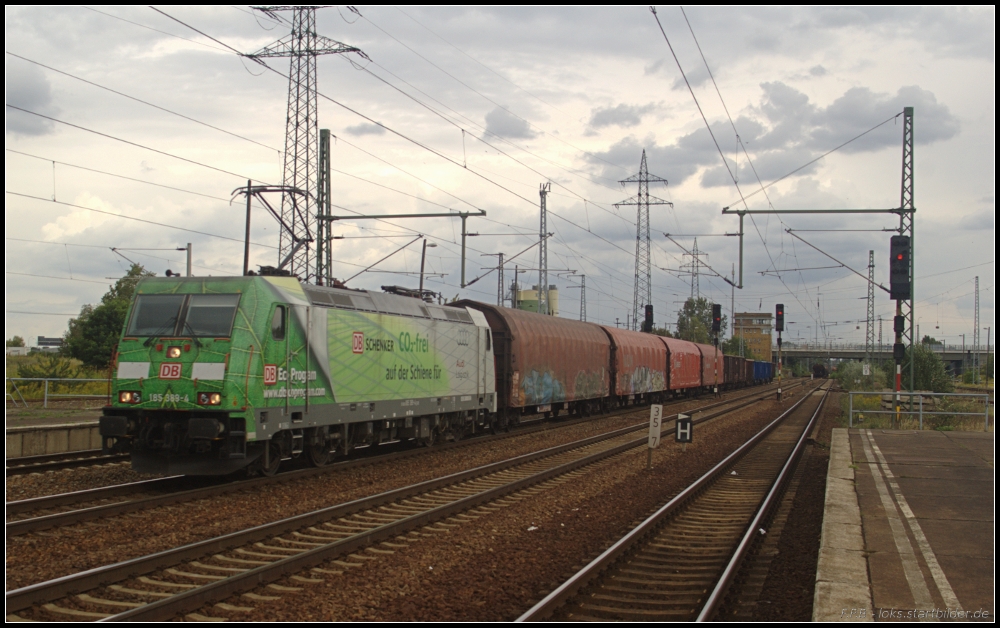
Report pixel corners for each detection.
[100,276,496,475]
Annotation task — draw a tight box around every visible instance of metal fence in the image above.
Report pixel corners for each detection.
[780,342,993,353]
[6,377,111,408]
[848,391,991,431]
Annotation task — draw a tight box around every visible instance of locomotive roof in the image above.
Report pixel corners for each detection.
[136,276,475,324]
[302,284,474,323]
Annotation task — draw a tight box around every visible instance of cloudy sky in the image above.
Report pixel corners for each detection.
[5,6,995,349]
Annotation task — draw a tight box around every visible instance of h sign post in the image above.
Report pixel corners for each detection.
[676,412,692,452]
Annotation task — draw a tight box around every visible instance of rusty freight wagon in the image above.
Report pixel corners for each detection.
[455,302,610,423]
[658,336,702,393]
[695,343,726,393]
[600,325,668,405]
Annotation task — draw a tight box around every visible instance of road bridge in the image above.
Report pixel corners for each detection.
[774,343,992,375]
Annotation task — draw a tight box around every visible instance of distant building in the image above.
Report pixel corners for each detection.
[513,284,559,316]
[733,312,772,362]
[6,346,29,357]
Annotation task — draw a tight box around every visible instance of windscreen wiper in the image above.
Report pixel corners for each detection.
[143,316,179,347]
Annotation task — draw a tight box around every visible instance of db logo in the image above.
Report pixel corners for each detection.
[352,332,364,354]
[159,363,182,379]
[264,364,278,386]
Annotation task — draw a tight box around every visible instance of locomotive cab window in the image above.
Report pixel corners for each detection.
[127,293,240,338]
[271,305,286,340]
[185,294,240,337]
[127,294,186,337]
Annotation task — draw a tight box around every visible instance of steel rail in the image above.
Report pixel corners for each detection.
[5,420,648,613]
[6,452,131,476]
[697,385,830,620]
[107,385,793,622]
[8,380,795,617]
[7,380,800,535]
[6,476,184,516]
[516,381,824,621]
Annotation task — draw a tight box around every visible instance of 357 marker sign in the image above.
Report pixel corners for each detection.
[646,404,663,470]
[648,404,663,448]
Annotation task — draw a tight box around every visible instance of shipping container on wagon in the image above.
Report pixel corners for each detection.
[695,343,725,389]
[724,354,746,387]
[657,337,702,391]
[454,301,610,409]
[599,326,668,396]
[753,360,772,383]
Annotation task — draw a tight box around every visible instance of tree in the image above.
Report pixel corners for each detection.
[62,264,154,369]
[906,343,953,393]
[921,335,942,345]
[675,297,726,344]
[6,336,25,347]
[651,327,673,338]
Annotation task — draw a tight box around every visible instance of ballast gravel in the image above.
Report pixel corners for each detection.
[191,399,792,621]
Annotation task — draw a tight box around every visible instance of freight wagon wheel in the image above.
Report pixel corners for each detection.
[492,413,510,434]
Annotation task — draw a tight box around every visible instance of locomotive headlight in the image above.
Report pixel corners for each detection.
[166,346,182,358]
[198,392,222,406]
[118,391,141,404]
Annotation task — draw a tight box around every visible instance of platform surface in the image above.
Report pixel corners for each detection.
[815,428,994,622]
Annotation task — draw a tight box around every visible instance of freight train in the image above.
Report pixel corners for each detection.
[99,276,773,476]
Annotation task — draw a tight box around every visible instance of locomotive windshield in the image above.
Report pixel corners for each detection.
[127,294,241,337]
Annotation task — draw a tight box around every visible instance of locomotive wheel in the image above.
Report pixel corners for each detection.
[306,442,331,467]
[419,429,437,447]
[261,442,281,477]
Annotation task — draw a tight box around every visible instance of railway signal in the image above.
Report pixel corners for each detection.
[890,235,911,425]
[889,235,911,300]
[711,304,722,333]
[643,304,654,333]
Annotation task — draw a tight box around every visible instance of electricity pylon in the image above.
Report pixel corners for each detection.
[248,6,360,281]
[615,150,671,330]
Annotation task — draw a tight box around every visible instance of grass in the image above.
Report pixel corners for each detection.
[839,391,993,432]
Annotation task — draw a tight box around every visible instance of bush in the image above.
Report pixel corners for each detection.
[833,361,887,392]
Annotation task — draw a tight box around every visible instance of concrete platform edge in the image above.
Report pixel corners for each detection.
[6,424,102,458]
[813,428,873,622]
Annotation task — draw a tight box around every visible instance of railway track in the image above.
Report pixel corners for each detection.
[6,381,802,621]
[7,381,802,537]
[517,382,829,622]
[5,450,130,476]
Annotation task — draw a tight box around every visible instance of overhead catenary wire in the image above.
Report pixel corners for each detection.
[5,51,280,153]
[6,191,277,249]
[352,7,629,175]
[5,105,268,184]
[651,7,823,322]
[152,7,648,272]
[72,7,641,317]
[394,7,573,120]
[6,237,227,274]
